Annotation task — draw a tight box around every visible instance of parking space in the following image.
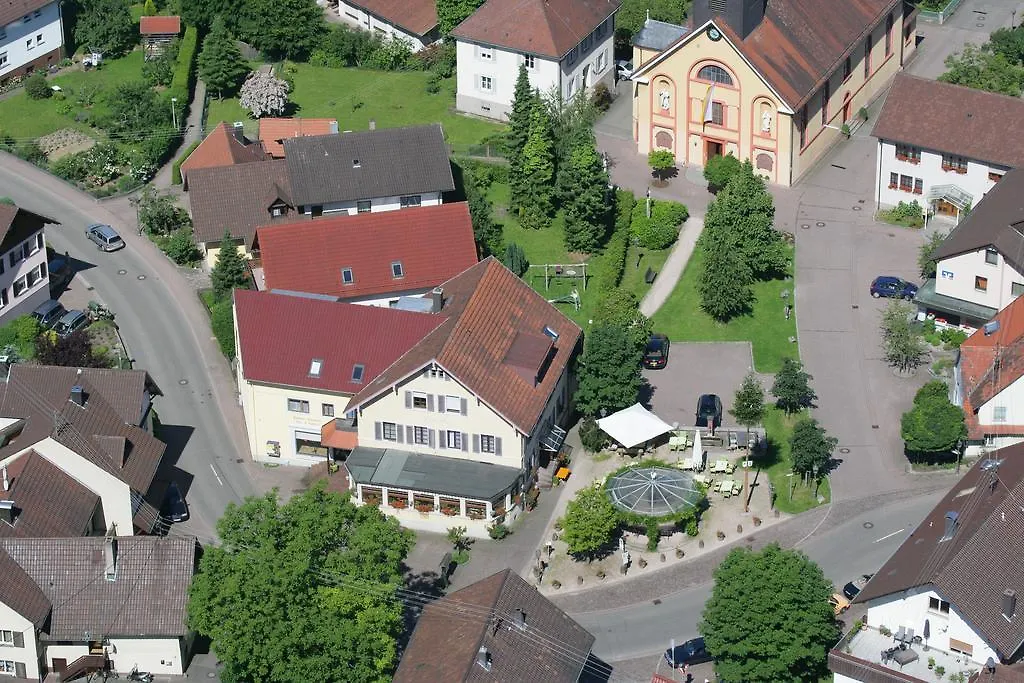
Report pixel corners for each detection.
[643,342,756,429]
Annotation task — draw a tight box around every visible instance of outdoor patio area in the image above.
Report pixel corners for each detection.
[831,625,981,682]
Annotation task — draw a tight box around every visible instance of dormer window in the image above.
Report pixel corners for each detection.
[341,267,354,285]
[352,364,365,383]
[271,206,283,217]
[309,359,323,377]
[391,261,404,278]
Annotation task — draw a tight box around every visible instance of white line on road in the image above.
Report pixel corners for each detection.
[874,528,905,543]
[210,464,224,486]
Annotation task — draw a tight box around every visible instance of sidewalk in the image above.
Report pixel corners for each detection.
[152,78,207,189]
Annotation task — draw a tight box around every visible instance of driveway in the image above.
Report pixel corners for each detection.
[594,79,634,141]
[907,0,1020,79]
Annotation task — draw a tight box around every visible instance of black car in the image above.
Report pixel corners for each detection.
[843,574,873,600]
[162,481,189,523]
[696,394,723,428]
[664,637,712,669]
[643,333,670,369]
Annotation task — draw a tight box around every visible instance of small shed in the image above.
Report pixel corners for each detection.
[140,15,181,60]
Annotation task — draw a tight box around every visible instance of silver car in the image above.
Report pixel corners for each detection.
[54,309,88,338]
[85,223,125,252]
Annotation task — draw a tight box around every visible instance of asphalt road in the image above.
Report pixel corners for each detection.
[0,161,255,542]
[574,491,944,663]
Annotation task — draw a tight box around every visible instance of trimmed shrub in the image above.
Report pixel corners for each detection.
[631,199,688,250]
[163,228,201,265]
[172,139,201,185]
[703,153,742,192]
[210,299,236,359]
[579,417,607,452]
[592,82,612,111]
[51,151,91,183]
[24,73,52,100]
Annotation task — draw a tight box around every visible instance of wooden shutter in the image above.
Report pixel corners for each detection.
[427,394,435,411]
[438,429,446,449]
[428,430,435,448]
[406,425,414,443]
[495,437,503,456]
[404,391,412,408]
[472,434,480,453]
[13,631,23,647]
[396,425,404,443]
[15,663,25,678]
[461,398,468,416]
[374,422,382,440]
[438,395,446,412]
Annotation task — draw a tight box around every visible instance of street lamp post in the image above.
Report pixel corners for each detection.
[812,463,820,499]
[170,97,178,130]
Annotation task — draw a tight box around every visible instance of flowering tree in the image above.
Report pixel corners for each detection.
[239,70,290,118]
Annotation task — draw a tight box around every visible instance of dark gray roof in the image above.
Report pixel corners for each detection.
[932,168,1024,272]
[346,447,520,502]
[283,124,455,207]
[632,18,689,50]
[0,549,50,626]
[0,536,196,639]
[914,278,998,326]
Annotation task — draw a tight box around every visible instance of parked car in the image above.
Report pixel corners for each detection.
[85,223,125,252]
[48,256,74,292]
[870,276,918,299]
[843,574,873,600]
[53,309,88,338]
[664,637,712,669]
[162,481,189,523]
[616,59,633,80]
[830,592,851,616]
[695,394,723,428]
[32,299,67,329]
[643,333,671,369]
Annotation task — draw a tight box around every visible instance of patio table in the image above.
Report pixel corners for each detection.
[669,436,686,451]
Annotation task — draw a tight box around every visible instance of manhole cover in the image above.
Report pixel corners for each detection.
[888,233,895,237]
[653,599,662,605]
[852,206,862,211]
[840,447,851,454]
[852,305,859,309]
[137,274,146,280]
[977,22,986,26]
[179,379,188,385]
[801,224,810,229]
[863,522,874,529]
[117,269,127,275]
[816,221,826,227]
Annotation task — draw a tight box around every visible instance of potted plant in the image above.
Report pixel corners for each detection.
[390,498,408,509]
[363,495,381,507]
[840,123,851,138]
[441,505,459,516]
[928,657,935,670]
[415,501,434,513]
[934,666,945,678]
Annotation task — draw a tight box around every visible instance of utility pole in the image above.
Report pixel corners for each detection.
[743,454,750,513]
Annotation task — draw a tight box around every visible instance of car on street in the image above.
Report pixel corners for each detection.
[664,637,712,668]
[830,592,851,615]
[695,394,723,428]
[162,480,189,523]
[870,276,917,300]
[643,333,670,369]
[32,299,66,329]
[616,59,633,80]
[85,223,125,252]
[53,309,88,338]
[843,574,873,600]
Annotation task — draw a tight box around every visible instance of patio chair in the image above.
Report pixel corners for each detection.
[894,626,906,643]
[732,482,742,496]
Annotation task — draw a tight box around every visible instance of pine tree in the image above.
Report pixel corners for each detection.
[771,358,817,415]
[506,66,534,211]
[518,102,555,230]
[198,16,249,99]
[211,230,253,300]
[562,134,609,253]
[141,0,157,16]
[730,372,765,440]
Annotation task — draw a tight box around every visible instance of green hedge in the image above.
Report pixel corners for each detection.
[172,139,201,185]
[167,26,198,125]
[594,189,636,291]
[210,299,235,359]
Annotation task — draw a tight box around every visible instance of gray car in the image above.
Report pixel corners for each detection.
[53,309,88,338]
[32,299,67,329]
[85,223,125,252]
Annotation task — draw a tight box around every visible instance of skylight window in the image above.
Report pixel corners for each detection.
[542,325,559,341]
[341,267,354,285]
[352,364,365,383]
[309,359,323,377]
[392,261,404,278]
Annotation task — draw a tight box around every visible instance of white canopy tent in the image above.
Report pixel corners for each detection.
[596,403,675,449]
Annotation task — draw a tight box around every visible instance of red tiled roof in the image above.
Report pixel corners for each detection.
[139,15,181,35]
[180,122,267,185]
[451,0,620,59]
[257,202,478,300]
[258,118,337,159]
[0,0,53,27]
[234,289,447,393]
[347,257,583,435]
[346,0,438,35]
[874,74,1024,168]
[960,297,1024,438]
[320,421,358,449]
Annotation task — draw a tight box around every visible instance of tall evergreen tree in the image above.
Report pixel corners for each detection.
[211,230,253,300]
[562,134,609,253]
[518,102,555,230]
[198,16,249,99]
[698,238,753,321]
[506,66,534,210]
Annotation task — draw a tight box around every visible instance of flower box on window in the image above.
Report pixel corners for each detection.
[888,183,897,189]
[389,497,408,509]
[363,495,381,507]
[908,158,920,165]
[441,505,460,516]
[414,502,434,513]
[467,510,485,520]
[913,188,923,194]
[896,153,907,161]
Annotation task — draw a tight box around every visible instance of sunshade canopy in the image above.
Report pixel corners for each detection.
[596,403,674,449]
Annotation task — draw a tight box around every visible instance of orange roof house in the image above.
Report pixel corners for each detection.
[179,122,267,188]
[258,118,338,158]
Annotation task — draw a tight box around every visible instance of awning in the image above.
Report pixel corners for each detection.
[321,418,358,450]
[596,403,675,449]
[915,278,997,326]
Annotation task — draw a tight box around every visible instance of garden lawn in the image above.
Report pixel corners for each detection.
[206,63,503,146]
[0,50,148,139]
[761,407,831,515]
[651,244,799,373]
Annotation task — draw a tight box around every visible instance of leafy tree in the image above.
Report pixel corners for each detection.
[179,0,245,31]
[198,17,249,99]
[914,380,950,405]
[142,43,177,87]
[463,167,501,256]
[989,26,1024,64]
[436,0,485,34]
[24,73,52,100]
[574,324,644,416]
[35,330,108,368]
[74,0,136,56]
[790,418,837,478]
[211,230,252,300]
[138,187,190,236]
[698,238,753,321]
[546,93,599,203]
[562,134,610,253]
[240,0,325,60]
[771,358,817,414]
[579,417,607,452]
[0,315,41,357]
[164,228,201,265]
[648,149,676,181]
[502,242,528,277]
[918,230,949,278]
[901,386,966,458]
[939,43,1024,97]
[560,485,621,560]
[239,70,290,118]
[703,153,742,193]
[700,544,836,683]
[506,66,535,204]
[187,485,412,683]
[730,372,765,438]
[518,103,555,230]
[615,0,687,50]
[591,289,650,351]
[880,301,927,373]
[105,81,170,141]
[312,24,381,68]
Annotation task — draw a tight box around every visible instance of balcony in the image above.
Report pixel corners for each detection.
[830,624,980,682]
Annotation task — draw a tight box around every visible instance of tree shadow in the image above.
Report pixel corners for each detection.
[638,380,656,409]
[396,568,445,655]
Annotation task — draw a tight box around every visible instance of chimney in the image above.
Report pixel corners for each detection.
[942,511,959,540]
[369,119,376,130]
[515,609,526,630]
[2,465,7,492]
[1004,589,1017,621]
[476,646,491,671]
[70,385,85,407]
[0,500,14,525]
[329,120,339,134]
[431,287,444,313]
[104,531,117,581]
[232,121,245,143]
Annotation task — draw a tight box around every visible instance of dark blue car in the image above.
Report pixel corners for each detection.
[665,637,713,668]
[870,276,918,300]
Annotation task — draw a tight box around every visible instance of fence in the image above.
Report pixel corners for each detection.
[448,143,507,161]
[917,0,964,24]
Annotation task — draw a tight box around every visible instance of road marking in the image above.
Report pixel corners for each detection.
[210,464,224,486]
[873,528,904,543]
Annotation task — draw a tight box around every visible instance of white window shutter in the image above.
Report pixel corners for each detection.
[396,425,404,443]
[438,430,446,449]
[374,422,382,440]
[438,395,446,412]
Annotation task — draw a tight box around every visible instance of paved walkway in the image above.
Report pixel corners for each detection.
[152,79,207,189]
[639,212,703,317]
